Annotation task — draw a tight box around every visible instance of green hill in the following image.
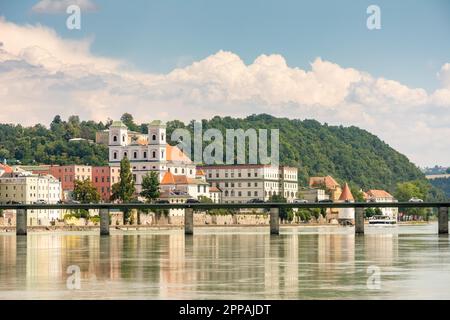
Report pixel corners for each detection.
[0,113,441,198]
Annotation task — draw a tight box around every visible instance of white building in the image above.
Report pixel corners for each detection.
[108,120,197,192]
[0,171,62,225]
[108,120,218,202]
[337,183,355,223]
[197,164,298,203]
[364,189,398,219]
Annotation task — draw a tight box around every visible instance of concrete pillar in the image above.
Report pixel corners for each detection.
[185,208,194,235]
[270,207,280,235]
[16,209,27,236]
[100,208,110,236]
[355,207,364,234]
[438,207,449,234]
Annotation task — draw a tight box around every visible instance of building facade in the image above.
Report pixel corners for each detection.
[197,165,298,203]
[92,166,121,202]
[108,120,200,197]
[364,189,398,219]
[0,171,62,225]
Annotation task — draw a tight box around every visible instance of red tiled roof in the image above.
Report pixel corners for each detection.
[366,189,393,198]
[0,163,13,174]
[166,144,192,163]
[161,172,189,185]
[309,175,340,190]
[339,183,354,201]
[209,186,221,192]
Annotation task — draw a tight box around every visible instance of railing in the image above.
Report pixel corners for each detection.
[1,202,449,236]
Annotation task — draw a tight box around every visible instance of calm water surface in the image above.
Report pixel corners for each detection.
[0,223,450,299]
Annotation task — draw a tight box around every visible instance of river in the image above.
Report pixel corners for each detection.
[0,223,449,299]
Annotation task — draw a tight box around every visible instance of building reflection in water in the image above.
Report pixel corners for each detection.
[0,227,400,299]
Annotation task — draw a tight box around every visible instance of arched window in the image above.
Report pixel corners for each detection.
[124,152,128,158]
[161,133,164,141]
[152,134,156,141]
[133,151,137,159]
[225,191,229,196]
[143,151,147,158]
[152,151,156,158]
[161,150,164,158]
[113,136,118,142]
[113,152,117,160]
[122,135,125,142]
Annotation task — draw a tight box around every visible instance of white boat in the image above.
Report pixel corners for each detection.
[368,215,397,225]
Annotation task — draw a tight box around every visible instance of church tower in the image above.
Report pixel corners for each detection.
[147,120,167,179]
[109,120,128,163]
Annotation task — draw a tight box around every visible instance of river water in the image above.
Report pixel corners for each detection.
[0,223,449,299]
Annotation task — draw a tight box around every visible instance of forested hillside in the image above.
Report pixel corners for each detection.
[0,113,439,197]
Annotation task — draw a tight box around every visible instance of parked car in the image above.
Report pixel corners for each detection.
[155,200,170,204]
[65,199,80,204]
[186,198,200,204]
[408,197,424,203]
[35,199,47,204]
[247,198,265,203]
[293,199,308,203]
[318,199,333,203]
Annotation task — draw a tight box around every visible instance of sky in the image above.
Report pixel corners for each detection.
[0,0,449,167]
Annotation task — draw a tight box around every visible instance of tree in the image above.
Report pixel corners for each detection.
[0,148,10,161]
[446,168,450,174]
[120,113,140,132]
[140,171,160,203]
[395,181,429,218]
[111,157,136,224]
[73,179,100,203]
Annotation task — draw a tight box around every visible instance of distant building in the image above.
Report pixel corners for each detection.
[197,164,298,203]
[298,188,328,202]
[309,175,342,200]
[309,175,342,221]
[157,190,191,217]
[0,171,62,225]
[48,165,92,198]
[338,183,355,223]
[107,120,205,198]
[92,166,121,202]
[0,163,13,176]
[364,189,398,219]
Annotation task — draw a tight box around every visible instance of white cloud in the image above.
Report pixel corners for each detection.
[32,0,97,14]
[0,19,449,166]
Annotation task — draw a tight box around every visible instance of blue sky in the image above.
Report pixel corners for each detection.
[0,0,450,166]
[1,0,449,91]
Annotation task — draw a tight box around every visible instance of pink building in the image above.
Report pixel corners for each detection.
[92,166,121,202]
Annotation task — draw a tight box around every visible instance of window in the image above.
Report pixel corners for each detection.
[113,136,118,142]
[124,152,128,158]
[238,191,242,197]
[254,191,258,196]
[122,135,125,142]
[209,173,212,178]
[238,172,241,177]
[248,182,251,187]
[248,172,251,177]
[152,151,156,158]
[152,134,156,141]
[197,185,200,192]
[161,133,164,141]
[161,150,164,158]
[216,173,219,178]
[133,174,137,182]
[143,151,147,158]
[247,191,251,196]
[254,172,258,177]
[133,151,137,159]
